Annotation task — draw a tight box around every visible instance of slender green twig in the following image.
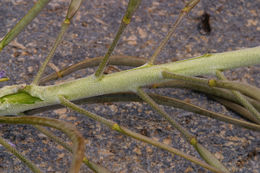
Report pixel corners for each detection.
[59,96,222,173]
[34,125,111,173]
[137,88,194,140]
[136,88,229,173]
[32,0,82,85]
[148,0,200,64]
[24,92,260,130]
[161,71,260,123]
[1,46,260,116]
[0,116,85,173]
[32,20,70,85]
[212,97,260,124]
[162,71,260,102]
[40,55,146,84]
[150,80,260,112]
[148,93,260,131]
[95,0,142,78]
[0,135,42,173]
[0,78,9,82]
[0,0,50,51]
[216,70,260,123]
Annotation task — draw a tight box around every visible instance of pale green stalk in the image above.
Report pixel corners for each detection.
[162,71,260,102]
[0,46,260,115]
[34,125,111,173]
[0,135,42,173]
[95,0,142,78]
[0,116,85,173]
[0,78,9,82]
[32,0,82,85]
[0,0,50,51]
[137,88,229,173]
[148,0,200,64]
[32,20,70,85]
[216,70,260,122]
[59,96,222,173]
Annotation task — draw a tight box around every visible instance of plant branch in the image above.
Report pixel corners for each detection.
[32,0,82,85]
[94,0,142,78]
[1,46,260,115]
[34,125,111,173]
[40,55,146,84]
[162,71,260,102]
[211,97,260,123]
[0,135,42,173]
[59,95,223,173]
[216,70,260,123]
[0,0,50,51]
[150,80,260,112]
[23,92,260,130]
[0,116,85,173]
[148,0,200,64]
[136,88,229,172]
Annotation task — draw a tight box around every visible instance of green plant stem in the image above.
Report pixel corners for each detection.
[0,135,42,173]
[1,46,260,115]
[148,0,200,64]
[32,0,82,85]
[137,88,194,140]
[216,70,260,123]
[212,97,260,123]
[148,93,260,131]
[59,96,222,173]
[95,0,141,78]
[136,88,229,173]
[150,80,260,112]
[162,71,260,102]
[40,55,146,84]
[34,125,111,173]
[0,116,85,173]
[0,0,50,51]
[24,92,260,131]
[0,78,9,82]
[32,20,70,85]
[161,71,260,124]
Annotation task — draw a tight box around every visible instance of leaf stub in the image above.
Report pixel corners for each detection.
[0,91,42,104]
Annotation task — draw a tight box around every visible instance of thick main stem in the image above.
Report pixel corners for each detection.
[0,46,260,115]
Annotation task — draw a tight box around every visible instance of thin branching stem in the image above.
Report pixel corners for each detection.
[148,0,200,64]
[95,0,142,78]
[161,71,260,124]
[40,55,146,84]
[162,71,260,102]
[0,78,9,82]
[212,97,260,123]
[34,125,111,173]
[136,88,229,173]
[0,135,42,173]
[0,116,85,173]
[148,93,260,130]
[0,0,50,51]
[216,70,260,123]
[150,80,260,112]
[59,96,222,173]
[137,88,194,140]
[32,0,82,85]
[32,20,70,85]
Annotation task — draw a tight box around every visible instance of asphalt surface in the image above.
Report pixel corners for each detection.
[0,0,259,172]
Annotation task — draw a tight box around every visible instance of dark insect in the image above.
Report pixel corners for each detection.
[198,12,211,35]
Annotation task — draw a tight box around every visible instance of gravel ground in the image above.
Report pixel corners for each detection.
[0,0,259,172]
